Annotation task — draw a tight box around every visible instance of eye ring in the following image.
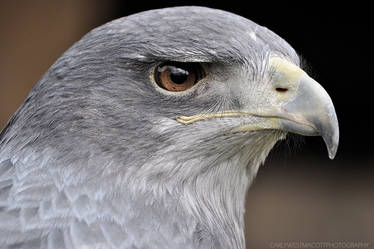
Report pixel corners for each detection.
[154,62,205,92]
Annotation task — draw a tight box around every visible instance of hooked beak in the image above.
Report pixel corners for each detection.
[271,57,339,159]
[279,73,339,159]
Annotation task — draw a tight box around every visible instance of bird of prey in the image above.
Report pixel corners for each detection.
[0,6,338,249]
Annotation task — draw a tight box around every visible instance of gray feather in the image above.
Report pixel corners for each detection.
[0,6,296,249]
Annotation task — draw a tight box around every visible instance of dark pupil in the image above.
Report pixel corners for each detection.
[169,69,189,84]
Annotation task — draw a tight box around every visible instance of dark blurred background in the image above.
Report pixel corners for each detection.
[0,1,372,248]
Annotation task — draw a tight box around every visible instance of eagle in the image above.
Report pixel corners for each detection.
[0,6,339,249]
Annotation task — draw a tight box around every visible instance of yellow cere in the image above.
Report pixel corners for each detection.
[269,57,306,84]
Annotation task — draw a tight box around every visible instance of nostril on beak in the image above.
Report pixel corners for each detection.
[276,87,288,93]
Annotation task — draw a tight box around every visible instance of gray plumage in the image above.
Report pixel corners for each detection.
[0,6,338,249]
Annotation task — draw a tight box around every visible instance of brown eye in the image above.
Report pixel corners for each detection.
[154,62,205,92]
